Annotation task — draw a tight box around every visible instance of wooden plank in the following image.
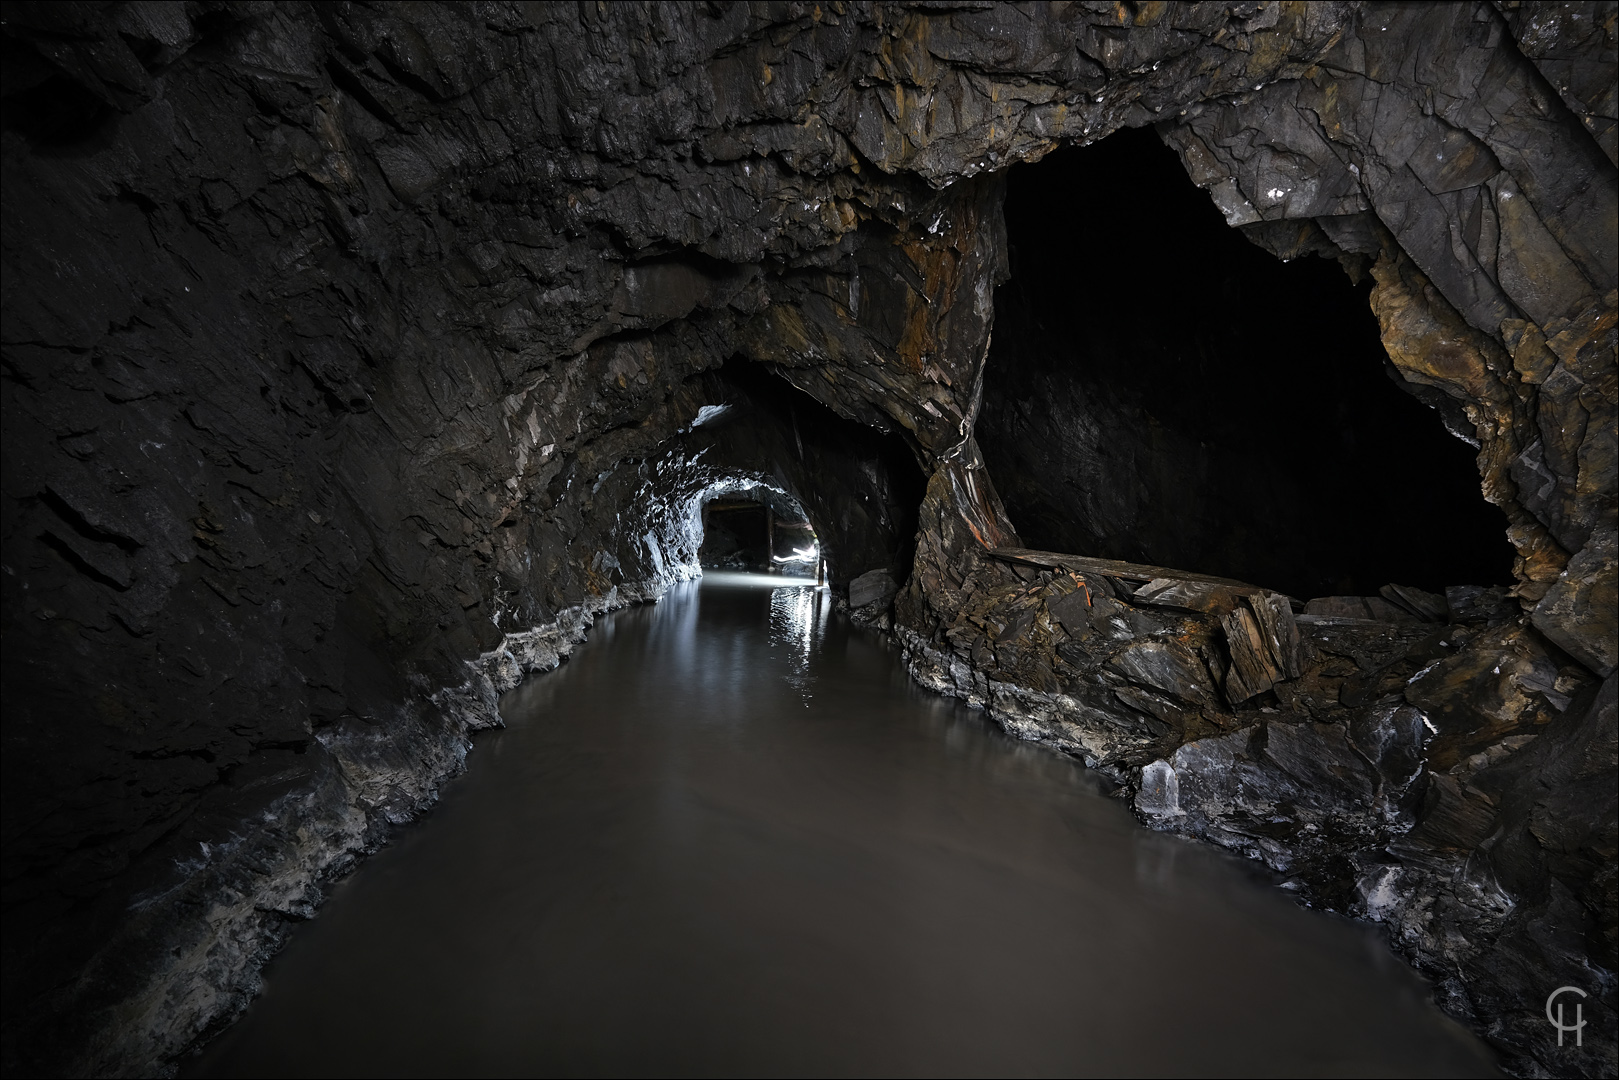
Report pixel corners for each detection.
[1304,595,1417,623]
[1296,613,1388,626]
[1132,577,1247,615]
[1381,583,1448,622]
[988,547,1260,590]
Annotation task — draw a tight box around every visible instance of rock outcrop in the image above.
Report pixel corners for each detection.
[898,537,1613,1077]
[2,2,1612,1076]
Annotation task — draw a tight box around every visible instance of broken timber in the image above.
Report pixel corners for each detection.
[988,547,1302,703]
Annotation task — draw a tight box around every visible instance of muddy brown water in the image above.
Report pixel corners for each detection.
[187,573,1498,1078]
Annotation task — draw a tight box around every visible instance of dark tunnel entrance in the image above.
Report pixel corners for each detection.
[977,126,1516,601]
[701,501,770,571]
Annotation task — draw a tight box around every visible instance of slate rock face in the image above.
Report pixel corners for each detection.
[898,540,1613,1078]
[0,2,1613,1076]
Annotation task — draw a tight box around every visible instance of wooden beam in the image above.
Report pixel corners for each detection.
[987,547,1257,589]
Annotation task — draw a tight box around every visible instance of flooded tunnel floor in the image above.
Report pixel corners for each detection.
[188,573,1498,1078]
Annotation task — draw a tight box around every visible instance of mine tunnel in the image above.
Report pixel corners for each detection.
[2,4,1614,1079]
[980,126,1518,601]
[674,358,926,588]
[699,499,773,571]
[698,497,821,576]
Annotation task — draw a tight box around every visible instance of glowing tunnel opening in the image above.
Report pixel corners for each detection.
[691,481,825,584]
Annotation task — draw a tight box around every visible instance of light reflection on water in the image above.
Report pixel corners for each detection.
[702,571,828,701]
[699,570,821,589]
[187,576,1499,1079]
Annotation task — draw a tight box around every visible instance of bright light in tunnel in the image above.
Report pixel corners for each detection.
[770,542,820,566]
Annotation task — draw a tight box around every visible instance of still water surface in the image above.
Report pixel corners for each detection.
[191,573,1498,1077]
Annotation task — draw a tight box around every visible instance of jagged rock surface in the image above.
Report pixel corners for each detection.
[1,2,1613,1076]
[896,533,1612,1075]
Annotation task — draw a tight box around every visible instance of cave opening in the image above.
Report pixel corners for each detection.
[978,126,1516,600]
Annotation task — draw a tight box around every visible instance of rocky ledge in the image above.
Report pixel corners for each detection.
[886,528,1615,1077]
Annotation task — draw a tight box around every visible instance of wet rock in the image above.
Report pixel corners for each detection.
[848,568,898,610]
[1136,717,1398,869]
[1136,759,1181,818]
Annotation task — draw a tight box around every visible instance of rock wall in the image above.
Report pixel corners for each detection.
[1,2,1612,1076]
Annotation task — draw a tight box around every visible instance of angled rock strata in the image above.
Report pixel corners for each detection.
[1,2,1613,1076]
[898,536,1612,1077]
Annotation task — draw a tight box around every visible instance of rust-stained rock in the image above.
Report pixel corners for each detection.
[1132,577,1249,616]
[1222,604,1282,703]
